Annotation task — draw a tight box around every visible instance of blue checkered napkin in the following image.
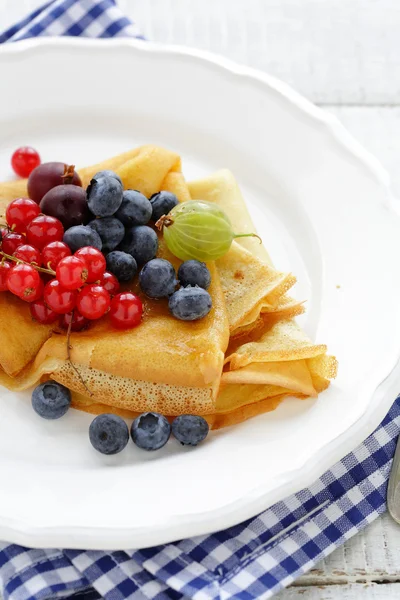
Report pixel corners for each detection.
[1,1,399,599]
[0,0,143,43]
[0,399,398,600]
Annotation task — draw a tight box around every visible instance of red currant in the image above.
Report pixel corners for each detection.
[7,263,41,302]
[2,232,25,255]
[59,311,89,332]
[0,261,12,291]
[75,246,106,283]
[101,271,120,295]
[41,241,71,271]
[109,292,143,330]
[14,244,41,266]
[29,278,44,302]
[77,284,110,320]
[30,299,58,324]
[6,198,40,233]
[56,256,88,290]
[43,279,77,314]
[11,146,41,178]
[26,215,64,250]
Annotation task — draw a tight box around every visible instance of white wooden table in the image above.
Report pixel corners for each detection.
[2,1,400,598]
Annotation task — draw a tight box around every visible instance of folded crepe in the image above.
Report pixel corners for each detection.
[0,147,292,377]
[188,170,337,425]
[66,166,336,426]
[0,147,336,427]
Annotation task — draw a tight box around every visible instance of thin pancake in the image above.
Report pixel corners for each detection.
[0,146,191,376]
[188,171,305,327]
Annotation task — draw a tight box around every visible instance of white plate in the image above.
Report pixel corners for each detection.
[0,38,399,550]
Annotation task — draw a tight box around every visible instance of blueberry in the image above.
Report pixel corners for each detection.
[92,170,122,185]
[88,217,125,252]
[150,191,179,222]
[178,260,211,289]
[106,250,137,282]
[89,414,129,455]
[139,259,177,298]
[31,381,71,420]
[119,226,158,264]
[131,412,171,451]
[115,190,152,227]
[87,175,123,217]
[63,225,102,253]
[169,286,212,321]
[172,415,209,446]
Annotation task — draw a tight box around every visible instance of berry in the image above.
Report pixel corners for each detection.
[29,279,44,302]
[59,311,89,331]
[28,162,82,204]
[169,286,212,321]
[88,217,125,252]
[7,263,41,302]
[161,200,258,262]
[77,284,110,320]
[43,279,77,314]
[178,260,211,289]
[75,246,106,282]
[150,191,178,222]
[0,262,12,291]
[171,415,209,446]
[100,271,120,295]
[110,292,143,330]
[11,146,41,178]
[40,184,89,229]
[30,300,58,324]
[63,225,102,253]
[2,232,25,255]
[31,381,71,420]
[106,251,137,282]
[92,170,122,185]
[139,258,176,298]
[56,256,88,290]
[119,225,158,264]
[6,197,40,232]
[89,414,129,455]
[26,215,64,250]
[87,175,123,217]
[115,190,152,226]
[131,412,171,451]
[14,244,41,266]
[42,241,71,270]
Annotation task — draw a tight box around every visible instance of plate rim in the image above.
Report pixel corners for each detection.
[0,37,399,550]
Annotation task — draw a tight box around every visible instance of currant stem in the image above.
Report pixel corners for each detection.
[0,250,56,275]
[66,311,93,397]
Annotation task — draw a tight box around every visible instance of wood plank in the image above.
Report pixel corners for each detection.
[123,0,400,105]
[296,513,400,585]
[276,582,400,599]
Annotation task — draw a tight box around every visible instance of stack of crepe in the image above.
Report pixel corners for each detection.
[0,146,337,429]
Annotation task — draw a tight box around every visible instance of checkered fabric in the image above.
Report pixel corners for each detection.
[0,2,398,599]
[0,0,143,43]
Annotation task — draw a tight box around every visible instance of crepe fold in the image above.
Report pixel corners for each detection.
[0,146,336,427]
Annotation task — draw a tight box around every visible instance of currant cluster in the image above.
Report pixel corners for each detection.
[7,148,212,331]
[0,196,142,331]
